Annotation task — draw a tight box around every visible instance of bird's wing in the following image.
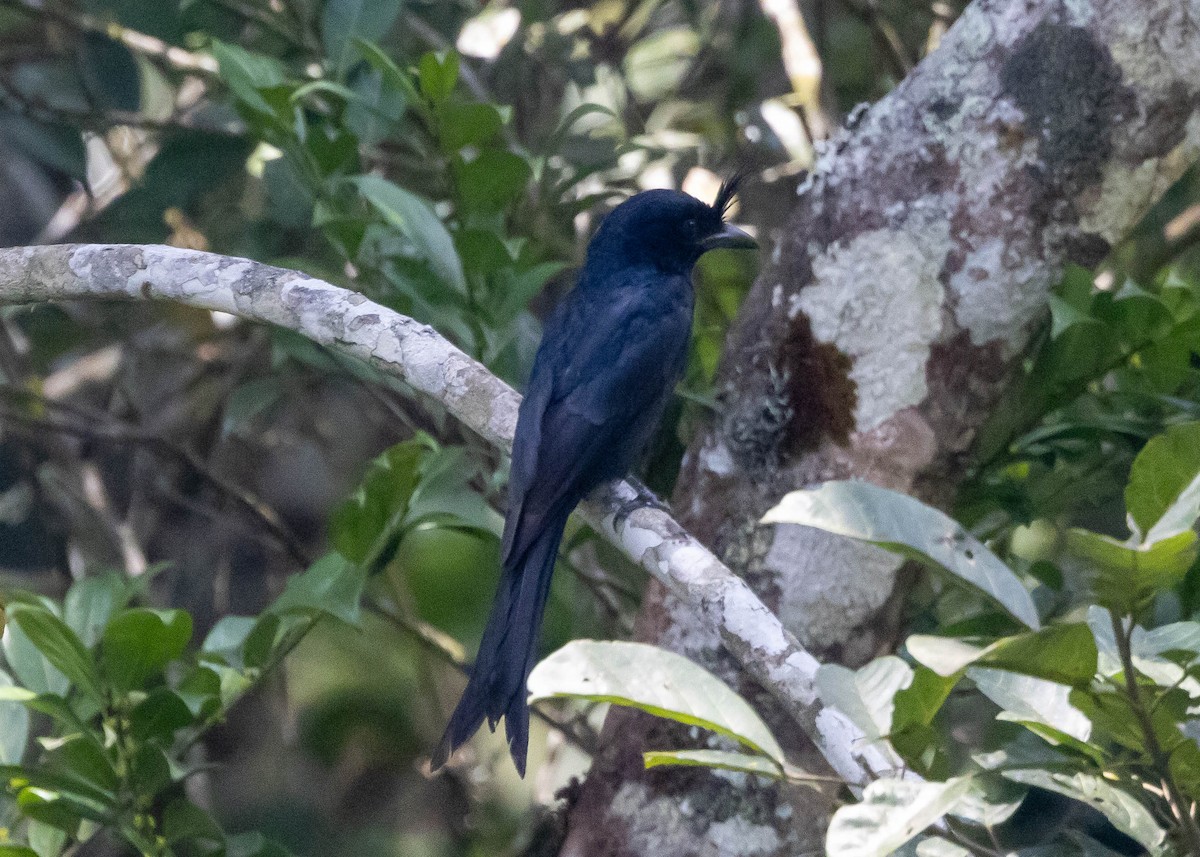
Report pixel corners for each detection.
[502,272,693,566]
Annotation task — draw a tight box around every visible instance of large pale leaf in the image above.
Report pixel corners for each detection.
[3,618,69,698]
[1086,607,1200,694]
[63,574,129,648]
[1002,770,1165,850]
[825,776,973,857]
[1063,528,1196,610]
[0,668,28,764]
[967,668,1091,742]
[642,750,786,779]
[763,482,1039,629]
[816,656,913,741]
[915,838,972,857]
[5,604,103,704]
[907,624,1096,686]
[528,640,784,765]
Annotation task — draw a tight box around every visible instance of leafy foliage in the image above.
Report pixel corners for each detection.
[2,0,1200,854]
[0,566,365,855]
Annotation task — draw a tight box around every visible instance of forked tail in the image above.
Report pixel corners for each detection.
[430,513,566,776]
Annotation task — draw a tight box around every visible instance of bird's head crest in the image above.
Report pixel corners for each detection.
[713,169,748,221]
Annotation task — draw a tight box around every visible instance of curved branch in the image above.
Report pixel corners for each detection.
[0,242,895,787]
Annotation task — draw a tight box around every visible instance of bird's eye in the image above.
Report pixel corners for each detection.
[684,218,698,235]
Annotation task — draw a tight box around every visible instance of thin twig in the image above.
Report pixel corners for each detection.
[838,0,912,78]
[1109,609,1200,855]
[206,0,317,52]
[0,0,220,76]
[0,77,240,136]
[0,389,311,566]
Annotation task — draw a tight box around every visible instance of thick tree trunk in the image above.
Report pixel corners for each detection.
[562,0,1200,854]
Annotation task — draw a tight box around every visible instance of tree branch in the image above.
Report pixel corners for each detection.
[0,242,897,788]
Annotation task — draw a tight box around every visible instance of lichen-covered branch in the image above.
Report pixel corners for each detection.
[0,242,895,787]
[565,0,1200,854]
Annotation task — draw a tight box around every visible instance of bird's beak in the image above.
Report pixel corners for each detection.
[700,223,757,252]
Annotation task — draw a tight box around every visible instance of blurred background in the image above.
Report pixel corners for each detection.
[0,1,1198,855]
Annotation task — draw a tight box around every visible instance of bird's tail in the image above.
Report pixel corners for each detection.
[431,512,567,776]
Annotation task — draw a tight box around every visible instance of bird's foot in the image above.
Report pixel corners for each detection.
[612,478,671,530]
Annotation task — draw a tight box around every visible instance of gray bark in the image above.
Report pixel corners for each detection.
[562,0,1200,854]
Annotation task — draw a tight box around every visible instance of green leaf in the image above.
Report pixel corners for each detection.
[16,788,80,834]
[1047,294,1095,338]
[351,174,466,292]
[948,777,1024,827]
[0,846,40,857]
[642,749,787,780]
[1086,608,1200,707]
[201,616,258,668]
[3,615,69,698]
[101,608,192,693]
[330,438,427,565]
[763,482,1039,629]
[269,553,367,626]
[353,39,420,104]
[243,614,285,669]
[546,102,621,152]
[916,839,972,857]
[63,574,129,648]
[6,604,103,704]
[1126,421,1200,541]
[497,261,567,320]
[623,27,699,101]
[825,776,973,857]
[0,668,29,764]
[417,51,459,103]
[43,733,118,796]
[331,437,500,573]
[906,624,1097,686]
[528,640,786,766]
[967,667,1092,742]
[322,0,401,76]
[438,102,505,152]
[406,445,503,535]
[456,228,514,276]
[454,150,532,213]
[163,798,224,844]
[1002,770,1165,850]
[0,690,85,737]
[1091,283,1175,350]
[28,817,68,857]
[345,65,408,146]
[12,764,117,828]
[817,656,913,741]
[1063,527,1196,611]
[892,665,958,731]
[176,665,222,719]
[129,743,171,794]
[129,689,194,743]
[210,40,287,116]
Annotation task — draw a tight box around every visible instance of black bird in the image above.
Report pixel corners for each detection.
[432,178,757,775]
